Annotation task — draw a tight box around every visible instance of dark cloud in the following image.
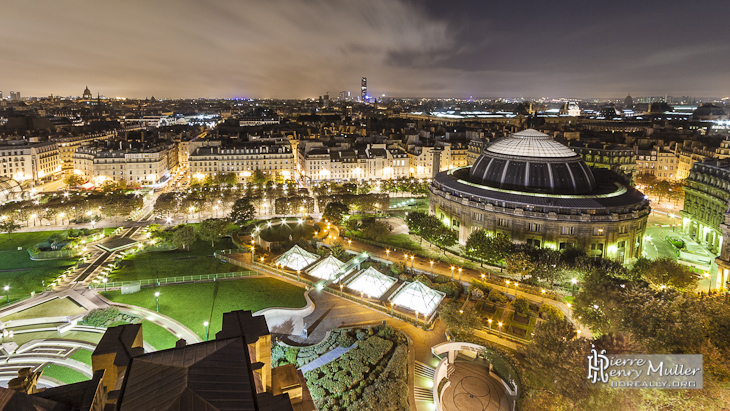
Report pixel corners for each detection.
[1,0,729,99]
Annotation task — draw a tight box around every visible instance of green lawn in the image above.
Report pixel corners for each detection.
[142,320,180,351]
[105,277,307,339]
[108,237,240,282]
[69,348,92,365]
[41,363,89,384]
[0,231,78,302]
[0,297,87,322]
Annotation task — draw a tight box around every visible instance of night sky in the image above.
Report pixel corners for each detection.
[3,0,729,99]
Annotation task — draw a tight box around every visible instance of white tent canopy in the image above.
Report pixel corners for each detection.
[275,245,319,271]
[390,280,445,316]
[345,267,396,299]
[306,254,345,281]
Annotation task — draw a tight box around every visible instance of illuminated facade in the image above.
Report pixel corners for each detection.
[297,143,409,183]
[189,139,295,181]
[72,142,178,186]
[681,159,730,253]
[430,129,650,263]
[0,142,61,184]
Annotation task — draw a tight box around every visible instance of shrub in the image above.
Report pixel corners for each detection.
[285,347,299,365]
[433,274,450,284]
[437,281,462,298]
[271,344,286,365]
[488,289,509,305]
[511,297,530,315]
[337,331,356,347]
[471,288,485,300]
[539,303,565,321]
[81,307,120,327]
[390,261,406,275]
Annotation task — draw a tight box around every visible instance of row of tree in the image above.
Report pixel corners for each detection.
[404,211,458,251]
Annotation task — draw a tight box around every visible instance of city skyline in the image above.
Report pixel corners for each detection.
[3,0,729,99]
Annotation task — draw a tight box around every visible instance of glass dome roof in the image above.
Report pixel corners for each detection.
[0,177,24,204]
[469,129,597,194]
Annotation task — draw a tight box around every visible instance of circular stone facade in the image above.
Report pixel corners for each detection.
[430,129,650,262]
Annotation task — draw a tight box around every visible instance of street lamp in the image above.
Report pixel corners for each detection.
[430,261,434,276]
[505,280,510,295]
[339,283,343,296]
[458,267,462,282]
[488,318,493,330]
[576,330,582,339]
[348,239,352,249]
[541,289,546,302]
[386,249,390,261]
[102,277,108,296]
[154,291,160,312]
[481,273,485,281]
[571,278,578,296]
[450,266,455,280]
[415,311,419,327]
[297,270,301,282]
[390,301,394,315]
[498,321,503,337]
[514,282,519,296]
[204,321,210,341]
[3,286,8,305]
[410,255,414,272]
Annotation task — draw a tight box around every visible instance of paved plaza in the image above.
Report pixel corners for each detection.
[441,361,511,411]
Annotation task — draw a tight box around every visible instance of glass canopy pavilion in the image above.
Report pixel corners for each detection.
[345,267,396,299]
[306,254,346,281]
[275,245,319,271]
[390,280,445,316]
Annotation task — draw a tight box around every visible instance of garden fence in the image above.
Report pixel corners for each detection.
[89,271,259,289]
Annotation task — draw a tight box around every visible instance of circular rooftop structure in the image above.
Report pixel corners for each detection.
[469,129,597,194]
[0,177,24,204]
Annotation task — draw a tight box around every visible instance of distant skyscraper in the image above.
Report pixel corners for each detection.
[361,77,367,102]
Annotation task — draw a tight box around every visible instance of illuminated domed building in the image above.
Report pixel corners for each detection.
[82,86,93,100]
[429,129,650,262]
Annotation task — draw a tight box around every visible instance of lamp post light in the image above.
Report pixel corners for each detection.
[458,267,462,282]
[505,280,510,295]
[498,322,503,337]
[571,278,578,296]
[415,311,419,327]
[541,289,546,302]
[386,249,390,261]
[567,303,572,309]
[576,330,582,339]
[204,321,210,341]
[410,255,414,272]
[481,273,485,282]
[3,286,8,305]
[339,284,343,296]
[403,254,408,265]
[390,302,394,315]
[514,282,519,296]
[450,266,455,280]
[297,270,301,282]
[430,261,434,276]
[348,239,352,250]
[102,277,108,296]
[154,291,160,312]
[488,318,493,330]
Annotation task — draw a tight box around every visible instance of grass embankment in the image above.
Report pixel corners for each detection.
[109,237,240,282]
[0,231,78,303]
[105,277,306,342]
[0,297,86,322]
[41,363,89,384]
